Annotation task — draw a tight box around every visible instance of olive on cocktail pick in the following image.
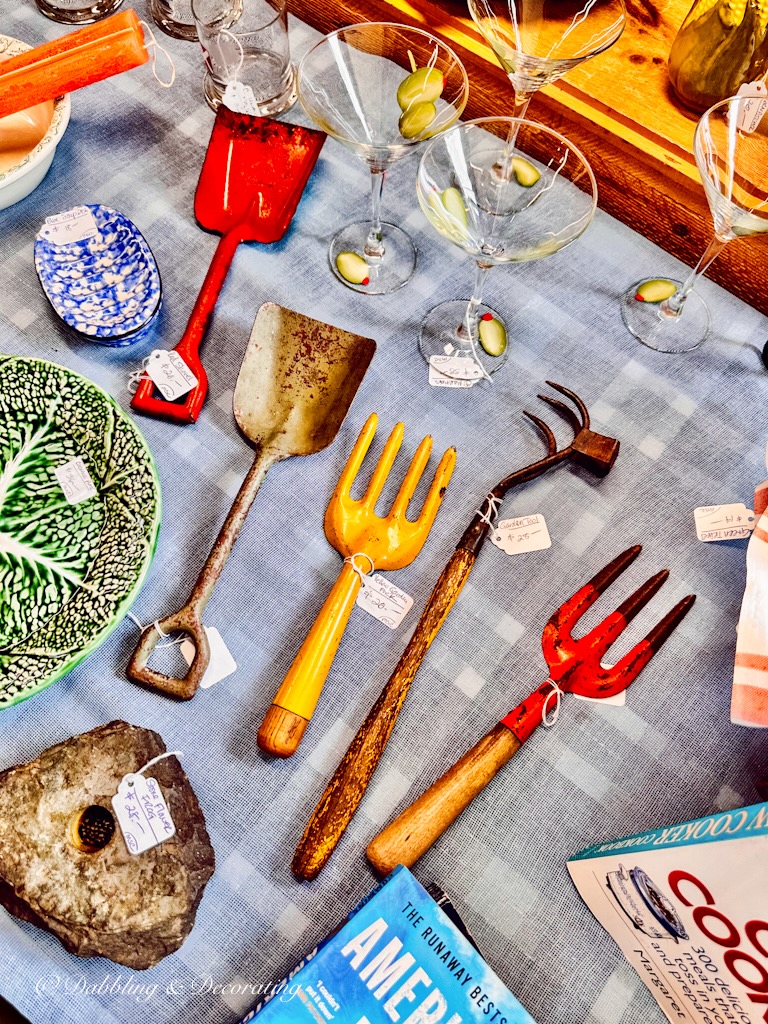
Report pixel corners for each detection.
[397,66,444,110]
[397,54,444,140]
[399,102,438,139]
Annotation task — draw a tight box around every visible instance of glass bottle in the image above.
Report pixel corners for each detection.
[669,0,768,112]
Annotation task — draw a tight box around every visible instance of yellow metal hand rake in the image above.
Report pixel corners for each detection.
[257,413,456,757]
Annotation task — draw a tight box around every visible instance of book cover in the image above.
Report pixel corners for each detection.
[568,801,768,1024]
[244,866,535,1024]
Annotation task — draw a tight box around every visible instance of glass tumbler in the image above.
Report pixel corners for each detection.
[150,0,198,41]
[34,0,123,25]
[192,0,297,115]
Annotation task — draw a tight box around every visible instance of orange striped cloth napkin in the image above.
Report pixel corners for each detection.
[731,479,768,727]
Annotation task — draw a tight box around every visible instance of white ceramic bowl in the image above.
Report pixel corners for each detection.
[0,35,71,212]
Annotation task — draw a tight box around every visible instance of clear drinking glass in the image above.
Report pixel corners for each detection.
[34,0,123,25]
[297,22,469,294]
[192,0,297,115]
[622,94,768,353]
[417,117,597,378]
[467,0,626,121]
[150,0,198,41]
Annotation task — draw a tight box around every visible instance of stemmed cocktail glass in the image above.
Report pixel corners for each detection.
[417,117,597,379]
[622,95,768,353]
[297,22,469,294]
[467,0,626,122]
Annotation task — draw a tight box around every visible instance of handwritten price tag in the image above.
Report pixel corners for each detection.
[694,503,755,542]
[356,574,414,629]
[39,206,98,245]
[734,82,768,133]
[490,514,551,555]
[428,355,482,388]
[55,457,97,504]
[112,774,176,856]
[145,350,198,401]
[222,81,262,115]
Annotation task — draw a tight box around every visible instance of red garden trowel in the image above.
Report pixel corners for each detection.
[131,108,325,424]
[366,545,696,874]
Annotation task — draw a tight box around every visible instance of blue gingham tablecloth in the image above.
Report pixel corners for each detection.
[1,7,768,1024]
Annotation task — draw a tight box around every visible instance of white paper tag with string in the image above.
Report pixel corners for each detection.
[112,756,178,855]
[428,355,482,388]
[491,514,551,554]
[222,80,261,115]
[145,349,198,400]
[39,206,98,245]
[734,82,768,133]
[694,503,755,542]
[357,574,414,629]
[180,626,237,689]
[55,457,97,504]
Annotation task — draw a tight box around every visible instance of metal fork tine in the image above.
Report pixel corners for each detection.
[522,411,558,456]
[390,435,433,519]
[415,448,458,529]
[335,413,379,498]
[581,569,669,654]
[537,394,580,436]
[614,569,670,623]
[362,421,405,506]
[596,594,696,697]
[545,380,590,427]
[586,545,642,596]
[643,593,697,651]
[551,546,643,638]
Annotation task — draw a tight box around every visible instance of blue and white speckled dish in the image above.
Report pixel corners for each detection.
[34,204,162,346]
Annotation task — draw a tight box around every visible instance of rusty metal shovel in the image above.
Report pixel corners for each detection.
[126,302,376,700]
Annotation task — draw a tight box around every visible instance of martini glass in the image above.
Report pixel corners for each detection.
[467,0,626,122]
[297,23,469,294]
[622,95,768,353]
[418,117,596,378]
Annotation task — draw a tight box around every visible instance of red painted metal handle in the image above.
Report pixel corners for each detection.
[131,227,244,423]
[500,680,553,744]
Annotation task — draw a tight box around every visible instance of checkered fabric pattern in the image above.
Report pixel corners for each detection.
[1,7,768,1024]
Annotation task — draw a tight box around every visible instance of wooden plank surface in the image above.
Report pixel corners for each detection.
[289,0,768,317]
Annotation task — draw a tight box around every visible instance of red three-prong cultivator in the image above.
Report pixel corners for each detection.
[366,545,696,875]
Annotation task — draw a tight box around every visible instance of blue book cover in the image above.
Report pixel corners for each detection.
[243,866,535,1024]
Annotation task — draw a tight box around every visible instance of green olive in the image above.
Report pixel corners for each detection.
[478,317,507,356]
[397,67,444,111]
[635,279,677,303]
[335,251,370,285]
[399,101,437,139]
[441,186,467,226]
[511,157,540,187]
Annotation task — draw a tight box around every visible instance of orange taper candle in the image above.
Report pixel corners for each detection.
[0,10,149,119]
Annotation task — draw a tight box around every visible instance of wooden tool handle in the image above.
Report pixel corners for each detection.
[257,561,363,758]
[366,723,521,875]
[126,606,210,701]
[291,547,475,880]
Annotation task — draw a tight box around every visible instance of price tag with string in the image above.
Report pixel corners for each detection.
[428,355,482,388]
[144,349,198,401]
[39,206,99,245]
[734,81,768,133]
[111,752,179,855]
[357,574,414,629]
[694,503,755,541]
[491,514,551,554]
